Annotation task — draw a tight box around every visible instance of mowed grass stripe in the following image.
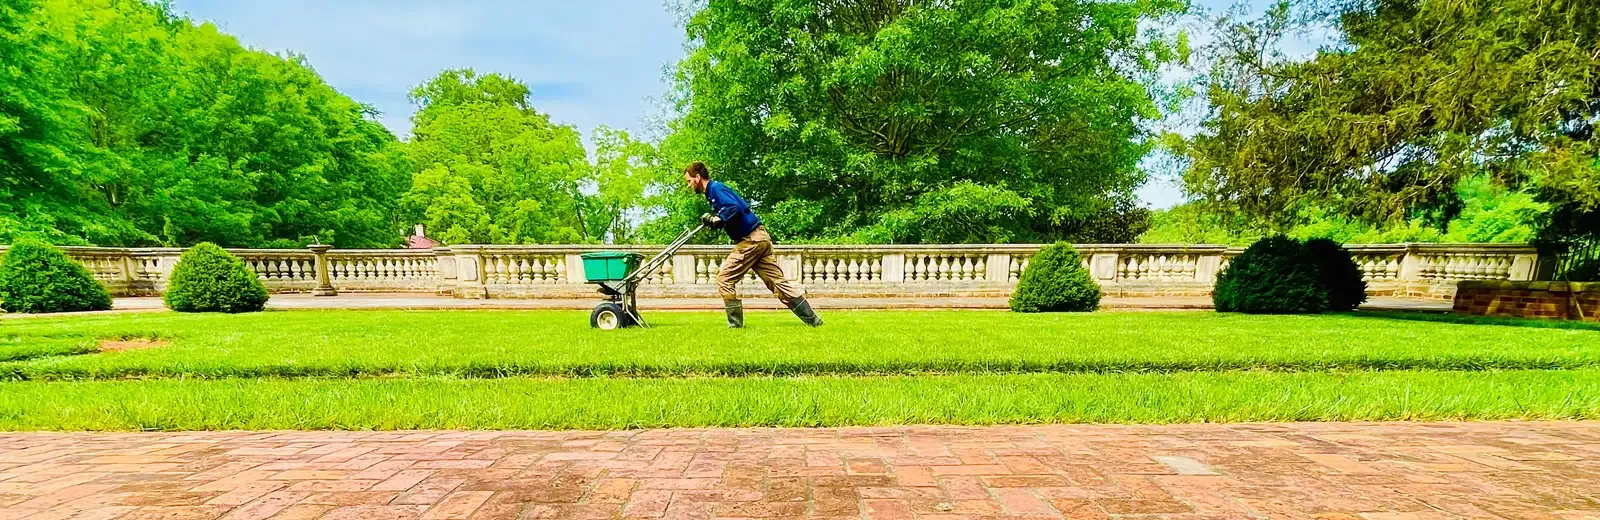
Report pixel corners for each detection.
[2,370,1598,431]
[2,310,1598,380]
[0,336,96,362]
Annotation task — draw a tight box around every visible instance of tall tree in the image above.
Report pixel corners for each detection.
[401,70,591,245]
[2,0,410,247]
[0,0,144,244]
[664,0,1187,243]
[1177,0,1599,245]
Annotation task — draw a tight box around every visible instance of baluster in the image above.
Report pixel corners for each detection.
[510,257,526,284]
[1475,257,1491,280]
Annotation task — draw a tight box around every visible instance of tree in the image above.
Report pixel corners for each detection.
[581,127,665,244]
[1177,0,1598,243]
[2,0,410,248]
[0,0,145,245]
[400,70,590,245]
[665,0,1188,243]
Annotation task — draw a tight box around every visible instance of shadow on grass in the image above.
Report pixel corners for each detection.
[1339,310,1600,332]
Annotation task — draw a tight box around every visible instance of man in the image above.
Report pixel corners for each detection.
[684,161,823,328]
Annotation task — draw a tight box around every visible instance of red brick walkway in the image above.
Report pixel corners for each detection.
[2,422,1598,519]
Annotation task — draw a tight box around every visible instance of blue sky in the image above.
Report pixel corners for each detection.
[170,0,1321,210]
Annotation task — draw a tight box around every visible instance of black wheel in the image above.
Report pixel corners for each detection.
[590,303,635,330]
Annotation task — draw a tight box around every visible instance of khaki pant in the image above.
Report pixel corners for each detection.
[718,226,803,304]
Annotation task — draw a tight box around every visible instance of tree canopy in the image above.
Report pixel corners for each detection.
[1,0,410,248]
[663,0,1187,243]
[1174,0,1598,248]
[400,70,593,245]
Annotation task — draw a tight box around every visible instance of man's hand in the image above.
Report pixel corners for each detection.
[700,213,725,229]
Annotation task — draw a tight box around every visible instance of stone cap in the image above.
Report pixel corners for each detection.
[1457,280,1594,293]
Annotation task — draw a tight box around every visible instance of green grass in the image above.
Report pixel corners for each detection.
[4,309,1596,431]
[2,310,1597,380]
[2,370,1596,431]
[0,335,96,362]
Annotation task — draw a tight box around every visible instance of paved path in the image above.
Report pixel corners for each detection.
[1,422,1596,519]
[82,294,1452,314]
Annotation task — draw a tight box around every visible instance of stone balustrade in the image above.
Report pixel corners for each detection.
[9,242,1545,301]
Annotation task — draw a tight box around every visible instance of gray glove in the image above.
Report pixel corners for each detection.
[700,213,725,229]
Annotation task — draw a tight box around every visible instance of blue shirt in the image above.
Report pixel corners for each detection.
[704,181,762,242]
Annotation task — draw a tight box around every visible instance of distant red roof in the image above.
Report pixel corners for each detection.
[407,235,439,249]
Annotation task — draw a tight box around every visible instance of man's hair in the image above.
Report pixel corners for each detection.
[685,161,710,180]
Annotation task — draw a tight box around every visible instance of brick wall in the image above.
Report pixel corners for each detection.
[1453,281,1598,322]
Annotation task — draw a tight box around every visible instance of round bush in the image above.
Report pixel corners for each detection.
[1305,238,1368,311]
[0,240,114,313]
[1010,242,1102,312]
[164,243,269,313]
[1214,235,1328,314]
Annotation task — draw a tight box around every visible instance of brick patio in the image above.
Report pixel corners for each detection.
[1,422,1597,519]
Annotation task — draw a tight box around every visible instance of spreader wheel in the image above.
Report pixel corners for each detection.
[590,302,636,330]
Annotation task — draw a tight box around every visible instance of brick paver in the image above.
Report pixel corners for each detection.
[1,422,1597,519]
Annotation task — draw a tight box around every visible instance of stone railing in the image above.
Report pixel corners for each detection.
[15,243,1544,300]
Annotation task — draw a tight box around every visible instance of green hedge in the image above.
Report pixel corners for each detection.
[164,243,269,313]
[1305,238,1368,311]
[1214,235,1372,314]
[1214,235,1328,314]
[1010,242,1101,312]
[0,240,113,313]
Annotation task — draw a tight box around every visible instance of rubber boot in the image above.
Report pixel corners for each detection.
[787,297,823,327]
[724,299,744,328]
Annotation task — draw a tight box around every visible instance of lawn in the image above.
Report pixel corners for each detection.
[4,310,1598,380]
[2,309,1597,430]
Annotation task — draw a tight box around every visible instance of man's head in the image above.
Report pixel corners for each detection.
[684,162,711,194]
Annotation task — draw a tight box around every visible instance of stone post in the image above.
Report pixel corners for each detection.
[881,253,906,283]
[1194,252,1223,282]
[986,253,1011,282]
[777,253,802,281]
[1507,253,1539,281]
[433,247,456,294]
[672,253,696,286]
[1090,253,1119,281]
[308,245,336,296]
[1397,246,1422,282]
[565,253,587,284]
[450,246,488,299]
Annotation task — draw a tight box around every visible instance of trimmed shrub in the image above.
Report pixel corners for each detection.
[164,243,269,313]
[1214,235,1328,314]
[1010,242,1101,312]
[1305,238,1368,311]
[0,240,114,313]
